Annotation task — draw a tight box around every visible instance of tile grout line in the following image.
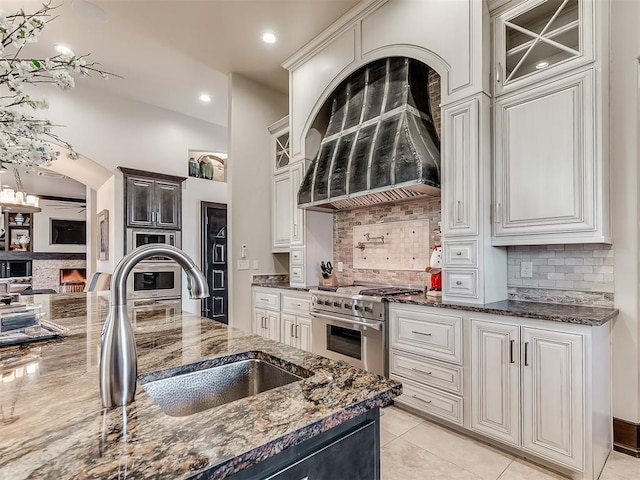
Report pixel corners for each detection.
[495,458,515,479]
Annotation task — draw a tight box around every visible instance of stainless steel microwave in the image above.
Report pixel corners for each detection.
[126,229,181,254]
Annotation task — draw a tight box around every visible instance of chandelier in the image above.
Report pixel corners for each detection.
[0,167,42,213]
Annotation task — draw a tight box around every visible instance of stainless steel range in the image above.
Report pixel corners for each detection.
[309,285,422,377]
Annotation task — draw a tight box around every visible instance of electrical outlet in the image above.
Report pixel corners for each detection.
[237,260,250,270]
[521,261,533,278]
[253,260,260,270]
[337,261,343,272]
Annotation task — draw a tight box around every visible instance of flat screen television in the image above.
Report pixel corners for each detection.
[50,219,86,245]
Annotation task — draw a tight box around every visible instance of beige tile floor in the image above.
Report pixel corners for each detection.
[380,406,640,480]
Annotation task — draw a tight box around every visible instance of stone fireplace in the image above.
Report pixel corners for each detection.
[32,259,87,293]
[59,268,87,293]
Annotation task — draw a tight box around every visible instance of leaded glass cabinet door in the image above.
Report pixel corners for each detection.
[493,0,594,95]
[126,176,154,227]
[155,181,181,229]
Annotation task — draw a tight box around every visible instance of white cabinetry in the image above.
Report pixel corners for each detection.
[280,292,312,352]
[252,287,281,341]
[441,94,507,305]
[492,0,594,95]
[471,319,585,470]
[270,117,292,253]
[390,303,611,479]
[491,0,610,245]
[389,304,465,426]
[252,287,313,352]
[272,170,291,252]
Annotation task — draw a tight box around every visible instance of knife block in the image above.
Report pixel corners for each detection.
[322,271,338,287]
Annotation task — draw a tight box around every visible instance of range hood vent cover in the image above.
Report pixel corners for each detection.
[298,57,441,210]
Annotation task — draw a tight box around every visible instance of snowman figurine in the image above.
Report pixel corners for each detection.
[425,222,443,298]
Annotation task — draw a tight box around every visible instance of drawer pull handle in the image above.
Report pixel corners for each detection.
[292,303,301,307]
[455,281,463,286]
[456,251,462,256]
[411,331,432,337]
[524,341,529,366]
[412,367,433,375]
[259,297,270,302]
[411,395,432,405]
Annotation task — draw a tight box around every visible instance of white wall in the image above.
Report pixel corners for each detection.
[32,199,86,253]
[95,175,123,274]
[228,74,288,332]
[181,177,228,313]
[610,0,640,424]
[40,83,227,180]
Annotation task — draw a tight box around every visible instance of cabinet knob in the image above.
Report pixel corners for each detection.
[456,281,463,286]
[456,252,462,256]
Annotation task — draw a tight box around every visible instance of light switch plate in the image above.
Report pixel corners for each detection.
[252,260,259,270]
[237,260,250,270]
[337,262,344,272]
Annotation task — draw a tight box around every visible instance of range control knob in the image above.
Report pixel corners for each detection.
[364,305,373,313]
[344,302,353,309]
[333,301,341,307]
[354,304,362,311]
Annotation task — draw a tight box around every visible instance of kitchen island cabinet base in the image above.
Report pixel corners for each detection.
[227,408,380,480]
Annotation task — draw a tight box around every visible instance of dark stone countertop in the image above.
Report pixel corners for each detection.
[251,282,316,292]
[0,293,400,479]
[386,295,618,326]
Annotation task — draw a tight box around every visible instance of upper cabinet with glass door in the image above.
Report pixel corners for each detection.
[270,116,290,173]
[493,0,594,95]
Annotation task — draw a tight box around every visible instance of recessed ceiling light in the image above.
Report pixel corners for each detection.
[199,94,212,103]
[535,61,550,70]
[55,44,74,56]
[261,32,278,44]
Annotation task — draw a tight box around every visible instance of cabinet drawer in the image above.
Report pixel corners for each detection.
[392,376,463,426]
[390,305,463,364]
[444,240,477,267]
[444,270,478,298]
[290,248,303,265]
[290,266,304,283]
[253,289,280,311]
[390,350,463,395]
[281,294,311,314]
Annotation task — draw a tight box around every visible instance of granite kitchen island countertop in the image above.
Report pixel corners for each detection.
[386,295,618,326]
[0,293,400,479]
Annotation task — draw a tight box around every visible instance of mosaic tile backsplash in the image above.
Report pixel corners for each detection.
[334,197,441,287]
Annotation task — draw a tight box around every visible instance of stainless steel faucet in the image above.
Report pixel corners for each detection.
[99,244,209,408]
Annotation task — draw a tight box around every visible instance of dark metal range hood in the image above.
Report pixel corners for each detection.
[298,57,441,211]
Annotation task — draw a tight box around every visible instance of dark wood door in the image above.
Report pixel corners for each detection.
[201,202,228,324]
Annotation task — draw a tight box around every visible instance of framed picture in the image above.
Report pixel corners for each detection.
[97,209,109,261]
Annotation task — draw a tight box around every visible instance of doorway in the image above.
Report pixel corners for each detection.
[201,202,228,323]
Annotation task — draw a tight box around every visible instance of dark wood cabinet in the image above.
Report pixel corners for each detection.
[120,168,184,230]
[228,409,380,480]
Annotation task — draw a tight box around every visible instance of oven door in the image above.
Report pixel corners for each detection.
[127,262,181,300]
[310,311,386,377]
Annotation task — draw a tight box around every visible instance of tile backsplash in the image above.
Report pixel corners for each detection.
[352,219,430,271]
[333,197,441,287]
[507,244,615,307]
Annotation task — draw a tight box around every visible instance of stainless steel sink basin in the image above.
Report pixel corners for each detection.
[141,355,309,417]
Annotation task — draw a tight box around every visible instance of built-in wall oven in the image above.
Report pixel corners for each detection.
[127,262,181,300]
[126,229,181,253]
